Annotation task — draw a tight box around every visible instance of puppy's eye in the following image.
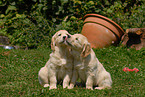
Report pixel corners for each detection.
[76,38,78,40]
[58,34,61,36]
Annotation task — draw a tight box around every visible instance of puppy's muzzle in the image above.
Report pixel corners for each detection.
[66,40,73,47]
[62,34,71,45]
[63,36,67,41]
[63,34,71,40]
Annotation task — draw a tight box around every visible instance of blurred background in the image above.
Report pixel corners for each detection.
[0,0,144,49]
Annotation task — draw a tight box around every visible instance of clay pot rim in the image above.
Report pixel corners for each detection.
[83,14,125,34]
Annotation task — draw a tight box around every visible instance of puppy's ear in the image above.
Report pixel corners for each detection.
[81,42,91,57]
[51,35,56,51]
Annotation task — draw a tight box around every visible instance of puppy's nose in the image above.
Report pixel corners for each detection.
[63,36,67,40]
[67,34,71,38]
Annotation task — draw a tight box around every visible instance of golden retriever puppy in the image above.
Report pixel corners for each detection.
[66,34,112,90]
[38,30,73,90]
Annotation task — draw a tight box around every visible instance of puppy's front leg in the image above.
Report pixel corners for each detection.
[49,75,57,90]
[86,75,93,90]
[63,70,72,89]
[68,70,78,89]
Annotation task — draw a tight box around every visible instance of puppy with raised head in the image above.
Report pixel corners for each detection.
[38,30,73,90]
[67,34,112,90]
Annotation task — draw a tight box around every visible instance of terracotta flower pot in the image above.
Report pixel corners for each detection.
[81,14,125,48]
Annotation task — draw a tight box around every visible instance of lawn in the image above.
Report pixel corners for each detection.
[0,46,145,97]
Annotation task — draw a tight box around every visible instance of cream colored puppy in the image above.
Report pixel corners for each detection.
[66,34,112,90]
[38,30,73,90]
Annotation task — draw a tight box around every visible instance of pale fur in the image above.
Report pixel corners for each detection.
[67,34,112,90]
[38,30,73,90]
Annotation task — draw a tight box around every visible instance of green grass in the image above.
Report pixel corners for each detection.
[0,46,145,97]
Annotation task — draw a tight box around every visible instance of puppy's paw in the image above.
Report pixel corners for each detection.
[86,86,93,90]
[68,84,74,89]
[44,84,49,87]
[94,87,104,90]
[49,86,57,90]
[63,84,69,89]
